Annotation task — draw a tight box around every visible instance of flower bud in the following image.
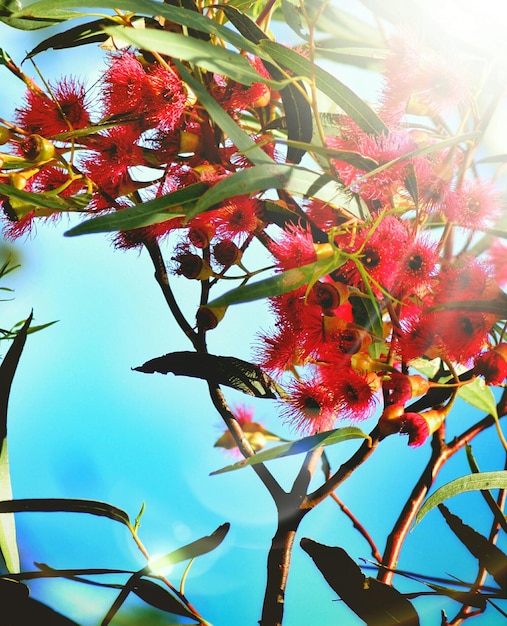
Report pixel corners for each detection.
[313,242,335,260]
[188,222,215,248]
[309,281,348,313]
[0,126,11,145]
[213,240,243,266]
[196,305,227,331]
[173,251,213,280]
[20,134,55,162]
[179,130,200,155]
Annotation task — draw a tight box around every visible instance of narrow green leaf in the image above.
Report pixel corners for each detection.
[466,444,507,534]
[102,26,282,88]
[209,4,314,163]
[64,182,208,237]
[13,0,261,55]
[188,163,368,221]
[286,142,379,171]
[0,312,32,573]
[458,377,499,420]
[207,254,345,308]
[211,427,371,474]
[0,0,68,29]
[175,61,274,166]
[134,351,280,399]
[0,498,131,527]
[414,471,507,527]
[25,18,111,57]
[259,40,388,136]
[145,523,230,573]
[0,183,87,211]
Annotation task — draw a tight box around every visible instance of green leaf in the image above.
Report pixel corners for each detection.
[207,254,345,308]
[301,539,420,626]
[102,26,283,88]
[134,351,280,399]
[187,163,369,221]
[285,142,379,171]
[219,4,313,163]
[211,427,371,474]
[0,183,88,212]
[0,312,32,573]
[0,0,67,29]
[64,182,208,237]
[0,498,131,527]
[259,40,388,136]
[465,444,507,534]
[414,471,507,527]
[458,377,499,420]
[175,61,274,166]
[145,522,230,573]
[25,18,115,57]
[13,0,261,54]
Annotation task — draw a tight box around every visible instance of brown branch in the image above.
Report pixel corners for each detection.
[305,426,380,507]
[331,493,382,563]
[259,508,307,626]
[143,239,201,351]
[379,388,507,585]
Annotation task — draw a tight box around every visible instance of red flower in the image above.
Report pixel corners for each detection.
[280,374,338,435]
[269,223,317,270]
[338,215,408,294]
[392,237,439,298]
[447,179,501,228]
[474,344,507,385]
[15,77,91,136]
[322,367,379,421]
[214,195,262,240]
[82,125,145,201]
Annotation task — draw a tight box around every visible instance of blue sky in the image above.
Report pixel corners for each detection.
[1,2,507,625]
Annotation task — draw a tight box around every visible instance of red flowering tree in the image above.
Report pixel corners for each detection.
[1,1,507,625]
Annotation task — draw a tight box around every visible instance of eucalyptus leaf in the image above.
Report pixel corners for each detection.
[188,163,369,221]
[64,183,208,237]
[0,312,32,573]
[0,498,131,527]
[259,40,388,136]
[207,254,345,308]
[458,377,499,420]
[438,504,507,594]
[12,0,262,54]
[175,61,274,166]
[134,351,280,399]
[414,471,507,527]
[145,522,230,573]
[216,4,313,163]
[132,579,195,618]
[211,427,371,474]
[301,539,420,626]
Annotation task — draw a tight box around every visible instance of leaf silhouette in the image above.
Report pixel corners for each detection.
[0,312,32,573]
[439,504,507,595]
[301,538,420,626]
[134,351,280,398]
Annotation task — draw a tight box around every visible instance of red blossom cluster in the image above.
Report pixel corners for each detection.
[0,48,272,246]
[1,29,506,450]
